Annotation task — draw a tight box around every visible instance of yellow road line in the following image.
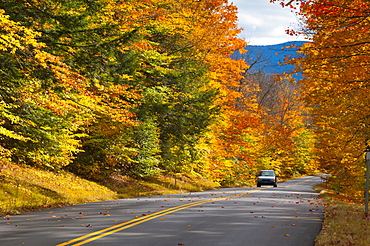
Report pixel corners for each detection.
[57,188,266,246]
[288,217,323,221]
[56,199,210,246]
[57,176,320,246]
[72,196,232,246]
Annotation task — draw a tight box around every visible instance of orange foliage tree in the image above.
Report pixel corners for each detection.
[274,0,370,199]
[258,74,317,177]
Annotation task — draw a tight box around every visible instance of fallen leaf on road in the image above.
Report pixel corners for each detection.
[284,234,290,237]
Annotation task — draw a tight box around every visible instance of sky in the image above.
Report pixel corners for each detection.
[231,0,307,45]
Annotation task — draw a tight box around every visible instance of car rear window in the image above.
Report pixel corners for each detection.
[260,171,274,176]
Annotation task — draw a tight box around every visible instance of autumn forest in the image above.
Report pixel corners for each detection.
[0,0,368,204]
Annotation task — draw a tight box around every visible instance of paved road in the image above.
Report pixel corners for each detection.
[0,175,324,246]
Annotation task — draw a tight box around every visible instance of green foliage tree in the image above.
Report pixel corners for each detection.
[0,0,247,182]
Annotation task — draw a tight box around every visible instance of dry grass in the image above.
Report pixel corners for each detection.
[102,173,219,198]
[0,163,219,216]
[0,163,117,215]
[314,184,370,245]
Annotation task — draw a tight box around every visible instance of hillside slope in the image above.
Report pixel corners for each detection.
[234,41,308,76]
[0,164,218,216]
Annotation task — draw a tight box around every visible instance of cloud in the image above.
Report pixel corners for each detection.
[231,0,307,45]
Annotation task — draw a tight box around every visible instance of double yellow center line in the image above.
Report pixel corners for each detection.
[57,189,262,246]
[57,176,320,245]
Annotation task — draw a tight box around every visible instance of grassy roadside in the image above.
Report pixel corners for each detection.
[314,183,370,245]
[0,164,219,216]
[0,164,116,215]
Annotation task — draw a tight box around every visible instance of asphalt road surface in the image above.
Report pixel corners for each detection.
[0,175,324,246]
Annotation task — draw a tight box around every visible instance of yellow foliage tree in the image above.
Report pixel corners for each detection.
[286,0,370,199]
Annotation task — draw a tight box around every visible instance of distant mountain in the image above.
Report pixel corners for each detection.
[233,41,308,78]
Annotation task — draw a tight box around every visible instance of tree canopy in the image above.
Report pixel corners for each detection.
[0,0,318,187]
[273,0,370,199]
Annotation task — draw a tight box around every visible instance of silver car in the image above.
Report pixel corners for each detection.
[256,170,278,187]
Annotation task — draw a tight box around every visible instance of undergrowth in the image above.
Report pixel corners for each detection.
[0,164,219,216]
[314,183,370,245]
[0,164,117,215]
[103,174,218,199]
